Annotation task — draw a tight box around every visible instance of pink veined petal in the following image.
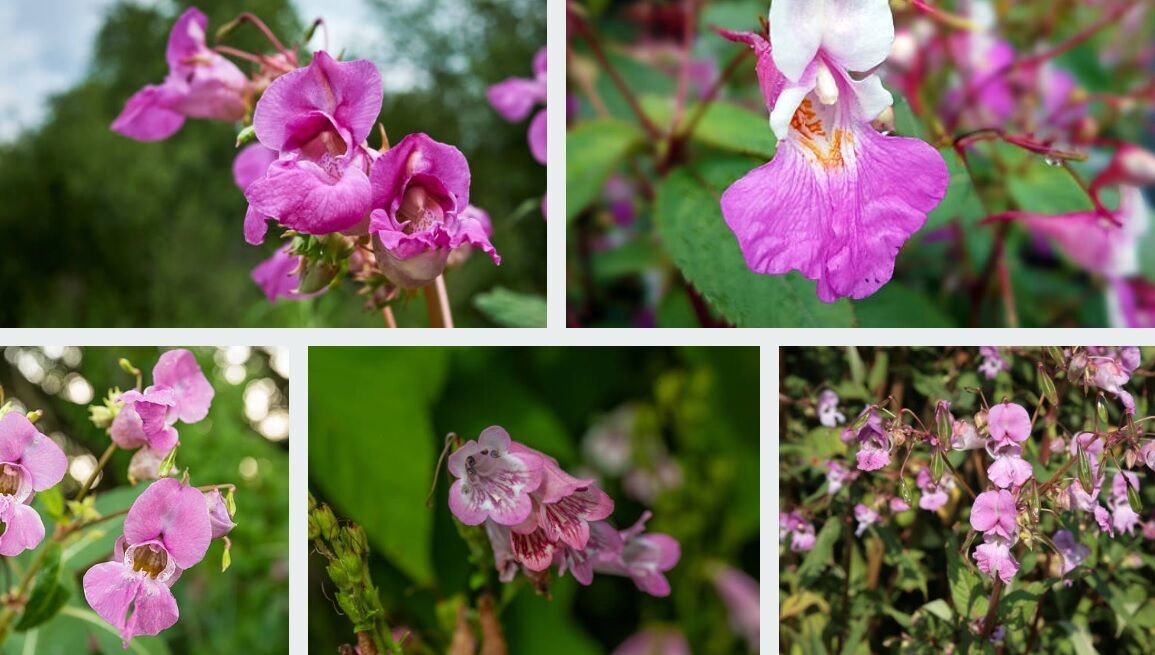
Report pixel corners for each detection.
[988,402,1031,443]
[510,527,557,571]
[232,144,278,192]
[487,77,545,123]
[0,501,46,556]
[987,456,1034,489]
[245,155,373,236]
[0,413,67,491]
[83,562,142,640]
[855,447,890,471]
[110,84,187,142]
[537,485,615,549]
[253,51,382,151]
[528,109,547,164]
[446,429,543,526]
[123,478,212,569]
[153,349,214,424]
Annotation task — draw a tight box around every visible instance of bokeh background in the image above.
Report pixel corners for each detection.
[0,0,545,327]
[0,346,289,655]
[308,346,760,653]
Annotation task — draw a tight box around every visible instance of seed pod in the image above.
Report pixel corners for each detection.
[898,476,914,504]
[1097,395,1109,425]
[1077,449,1094,492]
[930,450,944,484]
[1038,366,1058,406]
[1127,480,1143,512]
[1046,346,1066,367]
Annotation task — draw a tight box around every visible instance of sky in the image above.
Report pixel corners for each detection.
[0,0,397,142]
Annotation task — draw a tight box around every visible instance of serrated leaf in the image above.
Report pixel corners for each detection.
[653,158,856,326]
[566,120,645,222]
[473,287,546,328]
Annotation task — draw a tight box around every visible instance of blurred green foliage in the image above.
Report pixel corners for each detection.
[309,346,759,653]
[0,0,544,327]
[0,347,288,654]
[780,347,1155,654]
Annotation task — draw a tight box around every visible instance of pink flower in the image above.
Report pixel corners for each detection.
[111,8,247,141]
[1140,441,1155,472]
[847,408,890,471]
[974,540,1019,583]
[152,349,214,424]
[0,413,68,556]
[916,468,953,511]
[1110,472,1142,535]
[597,512,681,597]
[612,627,691,655]
[970,490,1017,542]
[83,478,213,645]
[986,402,1030,444]
[817,389,845,427]
[368,133,500,288]
[987,454,1033,489]
[245,51,382,243]
[711,565,759,652]
[1085,347,1141,415]
[204,490,236,540]
[447,426,544,527]
[110,387,179,452]
[251,246,320,303]
[1109,277,1155,328]
[977,347,1010,380]
[718,1,947,303]
[951,419,986,451]
[487,47,547,164]
[825,459,857,495]
[853,503,878,537]
[1052,529,1089,582]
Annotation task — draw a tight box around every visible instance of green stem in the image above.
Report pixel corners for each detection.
[74,443,118,504]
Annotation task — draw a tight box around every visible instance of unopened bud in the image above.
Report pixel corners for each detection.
[25,410,42,423]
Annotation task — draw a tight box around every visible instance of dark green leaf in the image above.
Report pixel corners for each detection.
[566,120,646,222]
[473,287,546,328]
[15,542,69,631]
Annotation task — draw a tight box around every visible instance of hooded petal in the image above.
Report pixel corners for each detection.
[768,0,824,82]
[0,412,67,491]
[204,490,236,540]
[246,154,373,235]
[110,84,187,142]
[369,133,471,219]
[164,8,210,73]
[769,0,894,81]
[987,402,1031,443]
[124,478,212,569]
[232,144,278,192]
[153,349,214,424]
[0,501,46,556]
[253,51,382,150]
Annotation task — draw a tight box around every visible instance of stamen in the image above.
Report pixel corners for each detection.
[815,62,839,106]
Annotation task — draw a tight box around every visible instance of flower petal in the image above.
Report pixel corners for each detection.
[246,155,373,236]
[153,349,214,424]
[528,109,547,164]
[487,77,545,122]
[110,84,187,142]
[0,501,46,556]
[0,413,67,491]
[124,478,212,569]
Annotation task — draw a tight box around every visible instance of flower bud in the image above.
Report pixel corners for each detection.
[898,476,914,504]
[974,409,989,436]
[89,404,114,429]
[205,489,237,540]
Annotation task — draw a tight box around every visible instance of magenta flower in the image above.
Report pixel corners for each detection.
[986,402,1031,444]
[447,426,544,527]
[0,413,68,556]
[916,468,953,512]
[974,541,1019,584]
[1109,277,1155,328]
[612,627,691,655]
[205,490,236,540]
[718,0,947,302]
[111,8,247,141]
[1085,346,1140,414]
[245,51,383,243]
[600,512,681,597]
[83,478,212,645]
[1052,530,1090,582]
[1110,471,1141,535]
[368,133,500,288]
[817,389,845,427]
[110,387,179,453]
[710,565,759,652]
[487,47,547,164]
[970,490,1017,542]
[251,246,318,303]
[847,408,890,471]
[853,504,878,537]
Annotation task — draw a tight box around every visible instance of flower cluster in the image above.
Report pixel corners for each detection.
[447,426,680,596]
[83,478,235,645]
[719,0,948,302]
[103,349,214,481]
[113,7,500,311]
[779,510,815,552]
[0,412,67,556]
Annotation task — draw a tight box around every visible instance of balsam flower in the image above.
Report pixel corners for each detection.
[986,402,1031,444]
[487,47,547,164]
[973,540,1019,583]
[916,468,953,512]
[111,8,247,141]
[1109,471,1142,535]
[779,510,815,552]
[711,565,760,653]
[205,489,236,539]
[719,1,948,302]
[0,413,68,556]
[83,478,212,645]
[447,426,544,527]
[245,51,383,243]
[251,246,317,303]
[368,133,500,288]
[977,347,1010,380]
[847,408,890,471]
[970,490,1018,542]
[853,503,878,537]
[825,459,856,495]
[1052,530,1090,583]
[817,389,845,427]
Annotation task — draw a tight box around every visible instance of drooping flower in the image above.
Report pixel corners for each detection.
[111,8,247,141]
[916,468,953,511]
[592,511,680,597]
[1070,347,1141,414]
[83,478,213,645]
[0,413,68,556]
[779,510,816,552]
[847,408,890,471]
[152,349,214,424]
[204,489,236,539]
[711,565,760,652]
[1109,471,1142,535]
[611,627,691,655]
[487,47,547,164]
[244,51,383,243]
[970,490,1018,542]
[986,402,1031,444]
[1108,276,1155,328]
[973,540,1019,584]
[447,426,544,527]
[825,459,857,495]
[817,389,845,427]
[718,1,948,302]
[110,387,179,453]
[1051,530,1090,583]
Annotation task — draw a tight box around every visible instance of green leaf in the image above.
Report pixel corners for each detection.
[947,536,987,620]
[1059,621,1098,655]
[309,348,449,584]
[641,95,776,158]
[854,283,956,327]
[473,287,546,328]
[654,158,856,326]
[1005,145,1094,216]
[797,520,841,587]
[919,599,954,623]
[4,606,172,655]
[566,120,646,222]
[15,542,69,632]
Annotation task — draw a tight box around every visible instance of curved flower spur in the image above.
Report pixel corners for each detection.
[111,6,501,326]
[718,0,948,302]
[445,426,680,597]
